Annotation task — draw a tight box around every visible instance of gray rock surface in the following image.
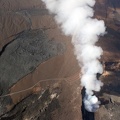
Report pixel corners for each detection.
[0,29,65,116]
[0,89,60,120]
[0,29,65,94]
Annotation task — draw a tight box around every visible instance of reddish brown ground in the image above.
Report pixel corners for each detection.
[0,0,120,120]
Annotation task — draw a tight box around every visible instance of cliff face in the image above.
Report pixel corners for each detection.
[0,0,120,120]
[94,1,120,120]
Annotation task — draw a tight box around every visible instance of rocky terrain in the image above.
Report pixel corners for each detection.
[0,0,120,120]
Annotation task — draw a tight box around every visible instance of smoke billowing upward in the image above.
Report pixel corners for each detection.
[42,0,106,112]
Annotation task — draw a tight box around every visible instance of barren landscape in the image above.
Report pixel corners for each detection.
[0,0,120,120]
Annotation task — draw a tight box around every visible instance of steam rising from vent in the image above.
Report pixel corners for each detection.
[42,0,106,112]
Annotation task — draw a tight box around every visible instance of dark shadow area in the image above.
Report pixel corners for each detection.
[99,98,109,105]
[106,0,120,9]
[81,88,95,120]
[103,83,120,95]
[101,72,120,96]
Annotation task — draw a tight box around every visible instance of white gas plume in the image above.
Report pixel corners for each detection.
[42,0,106,112]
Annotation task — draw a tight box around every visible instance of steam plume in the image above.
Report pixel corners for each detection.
[42,0,106,112]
